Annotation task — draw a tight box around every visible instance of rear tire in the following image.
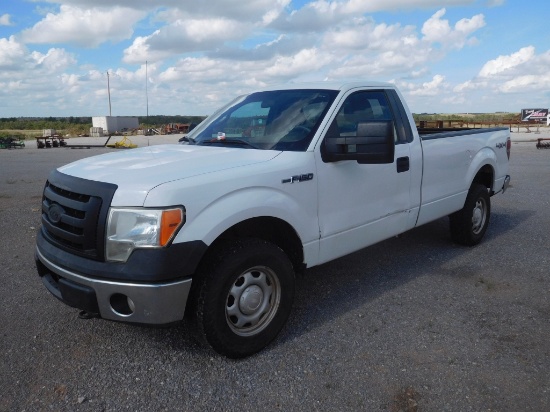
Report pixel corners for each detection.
[190,238,295,358]
[449,183,491,246]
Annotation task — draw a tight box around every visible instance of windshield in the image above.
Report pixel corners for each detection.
[188,89,338,151]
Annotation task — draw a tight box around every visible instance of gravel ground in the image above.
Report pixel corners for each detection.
[0,137,549,411]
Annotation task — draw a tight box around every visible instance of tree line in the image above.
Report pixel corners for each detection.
[0,115,206,130]
[0,115,207,138]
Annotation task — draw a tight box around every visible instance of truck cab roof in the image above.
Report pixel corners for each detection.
[257,81,394,93]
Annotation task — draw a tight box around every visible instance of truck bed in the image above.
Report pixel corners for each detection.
[418,127,509,139]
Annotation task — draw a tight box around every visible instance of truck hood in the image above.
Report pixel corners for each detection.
[58,144,280,206]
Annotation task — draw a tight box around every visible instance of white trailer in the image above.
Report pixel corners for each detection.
[92,116,139,134]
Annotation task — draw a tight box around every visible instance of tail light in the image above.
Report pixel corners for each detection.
[506,137,511,160]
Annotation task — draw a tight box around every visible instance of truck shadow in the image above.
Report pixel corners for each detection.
[279,207,535,344]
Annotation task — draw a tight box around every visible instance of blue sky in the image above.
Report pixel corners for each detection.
[1,0,550,117]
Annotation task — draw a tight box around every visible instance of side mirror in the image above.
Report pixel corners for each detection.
[321,120,395,164]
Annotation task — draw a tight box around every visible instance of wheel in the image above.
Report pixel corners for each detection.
[189,238,295,358]
[449,183,491,246]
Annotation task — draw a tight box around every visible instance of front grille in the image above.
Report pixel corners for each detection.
[41,170,117,261]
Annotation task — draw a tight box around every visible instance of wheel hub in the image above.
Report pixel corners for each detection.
[225,267,281,337]
[472,199,486,234]
[239,285,264,315]
[473,207,482,227]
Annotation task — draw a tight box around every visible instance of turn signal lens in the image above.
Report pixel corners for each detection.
[160,209,184,246]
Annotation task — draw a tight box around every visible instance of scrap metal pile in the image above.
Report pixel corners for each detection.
[36,136,67,148]
[0,137,25,149]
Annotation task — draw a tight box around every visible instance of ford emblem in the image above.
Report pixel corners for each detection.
[48,203,65,224]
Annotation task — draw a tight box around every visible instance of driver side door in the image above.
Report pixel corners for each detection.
[315,89,416,264]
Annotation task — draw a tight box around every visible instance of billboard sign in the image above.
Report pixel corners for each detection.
[521,108,548,122]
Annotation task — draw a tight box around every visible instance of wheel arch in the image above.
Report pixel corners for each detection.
[467,148,497,193]
[201,216,305,275]
[471,163,494,192]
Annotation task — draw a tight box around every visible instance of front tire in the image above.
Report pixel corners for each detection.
[449,183,491,246]
[190,238,295,358]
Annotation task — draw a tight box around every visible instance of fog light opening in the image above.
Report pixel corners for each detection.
[110,293,135,316]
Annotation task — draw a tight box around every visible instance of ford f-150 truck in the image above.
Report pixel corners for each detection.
[36,82,511,358]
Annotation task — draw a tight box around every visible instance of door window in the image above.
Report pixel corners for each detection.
[333,91,397,142]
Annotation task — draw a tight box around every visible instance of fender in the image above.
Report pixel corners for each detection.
[177,186,316,243]
[143,153,321,265]
[180,187,320,265]
[465,147,497,191]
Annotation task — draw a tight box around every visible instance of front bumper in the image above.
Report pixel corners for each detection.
[36,246,192,325]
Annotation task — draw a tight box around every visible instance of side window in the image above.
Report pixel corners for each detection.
[332,91,398,142]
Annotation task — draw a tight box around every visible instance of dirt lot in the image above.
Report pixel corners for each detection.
[0,140,549,411]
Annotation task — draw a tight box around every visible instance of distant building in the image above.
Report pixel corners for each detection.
[92,116,139,134]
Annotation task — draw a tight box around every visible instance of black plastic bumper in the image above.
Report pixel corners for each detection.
[36,229,207,283]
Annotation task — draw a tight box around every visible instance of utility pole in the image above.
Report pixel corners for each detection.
[145,61,149,118]
[107,70,112,116]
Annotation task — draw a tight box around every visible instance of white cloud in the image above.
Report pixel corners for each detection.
[265,48,333,78]
[454,80,474,92]
[0,36,27,70]
[499,74,550,93]
[446,45,550,113]
[0,42,89,115]
[321,16,439,78]
[323,18,417,52]
[317,8,483,80]
[342,0,477,13]
[408,74,447,96]
[442,94,466,105]
[478,46,535,77]
[0,14,13,26]
[30,48,77,73]
[182,0,293,21]
[270,0,478,33]
[21,5,146,47]
[123,18,249,64]
[421,8,485,49]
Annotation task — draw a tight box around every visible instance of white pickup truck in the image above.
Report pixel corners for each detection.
[36,82,511,358]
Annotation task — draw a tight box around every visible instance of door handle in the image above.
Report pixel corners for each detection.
[396,156,409,173]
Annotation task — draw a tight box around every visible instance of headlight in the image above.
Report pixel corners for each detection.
[106,207,185,262]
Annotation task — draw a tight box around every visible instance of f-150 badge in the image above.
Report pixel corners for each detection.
[282,173,314,184]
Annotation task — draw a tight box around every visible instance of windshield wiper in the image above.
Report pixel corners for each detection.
[200,138,260,149]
